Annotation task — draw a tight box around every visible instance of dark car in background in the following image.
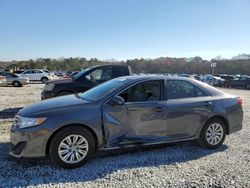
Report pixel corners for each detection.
[41,64,131,100]
[225,76,250,89]
[10,76,243,168]
[220,75,235,82]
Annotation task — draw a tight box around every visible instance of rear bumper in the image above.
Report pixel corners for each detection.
[228,123,243,134]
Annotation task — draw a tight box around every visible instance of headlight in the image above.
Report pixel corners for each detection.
[43,83,54,91]
[14,116,47,129]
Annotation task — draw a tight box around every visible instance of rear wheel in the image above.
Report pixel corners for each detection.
[49,126,95,169]
[12,81,21,87]
[41,77,48,84]
[198,118,226,149]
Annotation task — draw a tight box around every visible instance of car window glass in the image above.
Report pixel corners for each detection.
[167,80,196,99]
[119,81,160,102]
[86,68,112,82]
[24,71,32,74]
[195,87,208,97]
[35,70,42,74]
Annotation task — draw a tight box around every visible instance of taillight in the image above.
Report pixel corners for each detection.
[237,98,242,107]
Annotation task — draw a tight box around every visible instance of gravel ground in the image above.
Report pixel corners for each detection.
[0,85,249,187]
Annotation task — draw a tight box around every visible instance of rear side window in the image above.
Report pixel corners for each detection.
[167,80,207,99]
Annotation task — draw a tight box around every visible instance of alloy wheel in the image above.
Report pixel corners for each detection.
[206,123,224,145]
[58,134,89,164]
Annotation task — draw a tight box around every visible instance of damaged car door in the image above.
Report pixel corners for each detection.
[102,80,169,147]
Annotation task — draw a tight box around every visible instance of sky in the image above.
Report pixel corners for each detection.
[0,0,250,61]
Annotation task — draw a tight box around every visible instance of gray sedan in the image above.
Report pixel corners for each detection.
[0,72,29,87]
[9,76,243,168]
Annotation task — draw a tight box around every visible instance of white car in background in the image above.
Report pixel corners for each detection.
[18,69,54,83]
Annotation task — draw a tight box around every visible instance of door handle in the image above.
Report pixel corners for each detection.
[153,107,164,112]
[204,101,212,106]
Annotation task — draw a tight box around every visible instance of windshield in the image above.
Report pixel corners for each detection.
[80,78,127,101]
[72,67,92,80]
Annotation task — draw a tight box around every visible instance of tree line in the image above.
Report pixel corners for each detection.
[1,56,250,75]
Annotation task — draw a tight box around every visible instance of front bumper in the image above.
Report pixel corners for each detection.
[0,81,8,86]
[9,125,51,158]
[41,90,55,100]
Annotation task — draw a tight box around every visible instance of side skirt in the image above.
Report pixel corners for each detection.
[98,137,195,151]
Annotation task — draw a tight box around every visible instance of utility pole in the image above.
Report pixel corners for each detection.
[211,63,216,86]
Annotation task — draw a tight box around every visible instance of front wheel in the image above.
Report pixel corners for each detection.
[49,126,95,169]
[13,81,21,87]
[198,118,226,149]
[41,77,48,84]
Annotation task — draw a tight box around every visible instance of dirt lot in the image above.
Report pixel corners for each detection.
[0,84,249,187]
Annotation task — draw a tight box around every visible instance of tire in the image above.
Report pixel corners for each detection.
[57,91,73,96]
[49,126,95,169]
[12,81,21,87]
[198,118,226,149]
[41,77,48,84]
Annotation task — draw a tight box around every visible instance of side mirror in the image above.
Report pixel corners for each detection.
[109,96,125,106]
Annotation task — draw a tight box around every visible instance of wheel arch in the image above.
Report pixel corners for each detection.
[45,123,98,156]
[204,115,229,134]
[41,76,48,80]
[194,114,230,139]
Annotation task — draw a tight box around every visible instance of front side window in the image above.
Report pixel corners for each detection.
[167,80,196,99]
[24,70,33,74]
[119,81,161,102]
[86,68,112,82]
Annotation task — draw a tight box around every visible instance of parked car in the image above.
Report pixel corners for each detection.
[10,76,243,168]
[225,76,250,89]
[0,72,29,87]
[0,75,7,86]
[41,65,131,100]
[18,69,54,83]
[201,75,225,86]
[219,75,235,82]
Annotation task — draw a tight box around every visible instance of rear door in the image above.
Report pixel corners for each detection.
[102,79,169,147]
[34,70,44,80]
[164,80,214,139]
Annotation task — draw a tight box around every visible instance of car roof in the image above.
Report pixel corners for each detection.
[118,75,191,81]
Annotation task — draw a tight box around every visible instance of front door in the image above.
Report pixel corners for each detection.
[102,80,168,147]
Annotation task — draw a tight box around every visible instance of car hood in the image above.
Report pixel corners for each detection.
[18,95,89,117]
[47,78,73,85]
